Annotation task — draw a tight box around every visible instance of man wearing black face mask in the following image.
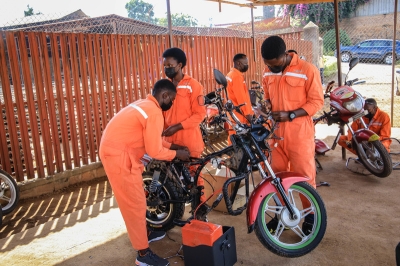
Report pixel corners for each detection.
[161,48,207,204]
[99,79,190,266]
[225,53,254,143]
[261,36,324,236]
[339,98,392,153]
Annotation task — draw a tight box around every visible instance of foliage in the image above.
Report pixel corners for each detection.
[24,5,42,17]
[157,13,198,27]
[280,0,370,33]
[323,29,351,54]
[125,0,156,23]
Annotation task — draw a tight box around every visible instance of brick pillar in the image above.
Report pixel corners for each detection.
[303,21,320,68]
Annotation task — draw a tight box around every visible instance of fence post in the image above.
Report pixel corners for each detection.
[303,21,319,69]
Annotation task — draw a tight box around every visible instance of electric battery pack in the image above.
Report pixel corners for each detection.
[182,220,237,266]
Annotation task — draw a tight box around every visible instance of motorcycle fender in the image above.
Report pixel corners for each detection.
[246,172,309,233]
[315,139,330,154]
[353,129,379,143]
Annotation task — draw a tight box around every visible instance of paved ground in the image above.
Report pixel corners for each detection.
[1,124,400,266]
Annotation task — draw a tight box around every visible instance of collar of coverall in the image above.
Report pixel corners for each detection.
[146,94,161,109]
[286,52,299,67]
[231,67,244,76]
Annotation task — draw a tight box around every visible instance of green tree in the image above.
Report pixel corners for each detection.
[280,1,370,33]
[125,0,155,23]
[24,5,42,17]
[158,13,198,27]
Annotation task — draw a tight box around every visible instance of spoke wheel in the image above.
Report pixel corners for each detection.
[356,140,392,177]
[0,169,20,215]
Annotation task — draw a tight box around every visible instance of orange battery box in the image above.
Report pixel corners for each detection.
[182,220,223,247]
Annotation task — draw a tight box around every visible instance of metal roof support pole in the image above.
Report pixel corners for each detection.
[250,5,256,62]
[333,0,346,160]
[166,0,173,47]
[391,0,398,127]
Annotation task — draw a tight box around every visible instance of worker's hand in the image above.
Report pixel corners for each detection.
[175,149,190,161]
[260,99,272,112]
[170,143,189,152]
[345,140,352,149]
[271,111,290,122]
[162,123,183,137]
[245,114,253,123]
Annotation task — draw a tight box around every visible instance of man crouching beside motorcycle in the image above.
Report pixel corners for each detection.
[99,79,190,266]
[260,36,324,235]
[338,98,392,154]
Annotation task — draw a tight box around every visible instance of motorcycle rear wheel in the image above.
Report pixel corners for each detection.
[143,173,185,232]
[0,169,20,215]
[254,181,327,258]
[356,140,392,178]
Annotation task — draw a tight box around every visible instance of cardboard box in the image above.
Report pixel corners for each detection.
[202,167,246,213]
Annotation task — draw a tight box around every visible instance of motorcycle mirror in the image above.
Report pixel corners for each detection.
[349,57,359,70]
[213,69,227,87]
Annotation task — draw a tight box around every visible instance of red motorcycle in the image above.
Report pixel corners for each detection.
[314,58,392,177]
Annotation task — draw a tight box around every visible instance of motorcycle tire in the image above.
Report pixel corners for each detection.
[0,169,20,215]
[356,140,392,178]
[254,181,327,258]
[143,172,185,232]
[0,205,2,227]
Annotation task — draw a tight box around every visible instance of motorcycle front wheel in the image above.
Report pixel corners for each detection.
[356,140,392,178]
[254,181,327,258]
[0,169,20,215]
[143,173,185,232]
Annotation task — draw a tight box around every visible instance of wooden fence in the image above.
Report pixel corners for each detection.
[0,31,311,181]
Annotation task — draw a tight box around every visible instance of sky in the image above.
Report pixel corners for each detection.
[0,0,265,27]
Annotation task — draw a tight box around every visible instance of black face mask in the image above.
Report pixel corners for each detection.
[268,55,286,73]
[160,95,173,111]
[241,65,249,73]
[365,112,374,120]
[165,67,178,79]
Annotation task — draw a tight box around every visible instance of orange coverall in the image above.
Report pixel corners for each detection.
[163,75,206,200]
[262,53,324,189]
[99,95,176,251]
[226,67,254,143]
[338,107,392,153]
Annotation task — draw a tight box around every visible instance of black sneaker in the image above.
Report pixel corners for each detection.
[266,217,289,233]
[136,249,169,266]
[302,213,314,236]
[148,231,166,243]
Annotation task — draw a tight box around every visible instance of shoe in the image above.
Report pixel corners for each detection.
[302,213,314,236]
[136,249,169,266]
[148,231,166,243]
[266,217,288,233]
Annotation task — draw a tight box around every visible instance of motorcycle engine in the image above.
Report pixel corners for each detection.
[223,149,244,171]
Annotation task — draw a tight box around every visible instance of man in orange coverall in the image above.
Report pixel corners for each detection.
[99,79,190,266]
[161,48,208,211]
[226,53,254,143]
[338,98,392,153]
[261,36,324,235]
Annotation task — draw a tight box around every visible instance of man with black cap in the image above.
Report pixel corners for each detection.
[338,98,392,153]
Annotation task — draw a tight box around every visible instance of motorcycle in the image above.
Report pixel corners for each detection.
[143,69,327,258]
[0,169,20,215]
[314,57,392,177]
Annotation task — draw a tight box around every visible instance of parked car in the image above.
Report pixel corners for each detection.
[335,39,400,64]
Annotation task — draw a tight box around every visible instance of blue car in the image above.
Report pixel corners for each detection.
[336,39,400,64]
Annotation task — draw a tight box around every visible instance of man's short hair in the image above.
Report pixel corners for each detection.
[365,98,377,106]
[162,47,187,68]
[233,53,246,62]
[152,79,176,96]
[261,36,286,60]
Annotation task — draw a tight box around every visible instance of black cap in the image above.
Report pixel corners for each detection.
[364,98,377,105]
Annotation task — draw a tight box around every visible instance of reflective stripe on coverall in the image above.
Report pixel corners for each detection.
[99,95,176,251]
[338,107,392,153]
[163,75,207,200]
[226,67,254,143]
[262,52,324,191]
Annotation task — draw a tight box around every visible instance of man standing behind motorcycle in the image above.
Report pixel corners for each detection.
[338,98,392,153]
[261,36,324,234]
[161,47,207,203]
[99,79,190,266]
[225,53,254,143]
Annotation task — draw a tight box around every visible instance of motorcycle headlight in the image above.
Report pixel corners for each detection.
[343,96,364,113]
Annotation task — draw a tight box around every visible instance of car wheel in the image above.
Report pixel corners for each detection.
[384,53,393,65]
[341,52,351,62]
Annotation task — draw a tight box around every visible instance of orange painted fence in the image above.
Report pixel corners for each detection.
[0,31,311,181]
